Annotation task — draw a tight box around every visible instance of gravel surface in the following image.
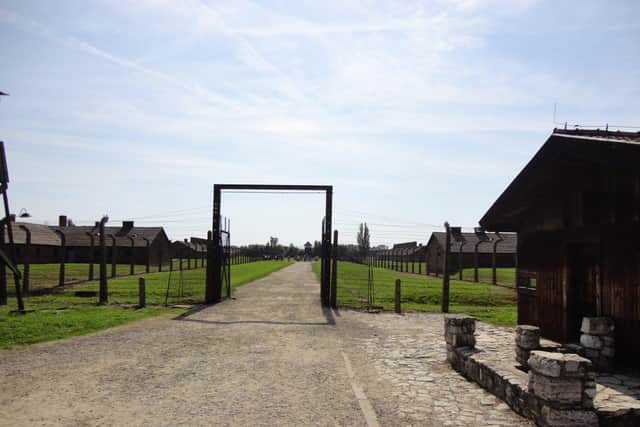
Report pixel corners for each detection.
[0,262,530,426]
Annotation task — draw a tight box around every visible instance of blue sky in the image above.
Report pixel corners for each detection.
[1,0,639,246]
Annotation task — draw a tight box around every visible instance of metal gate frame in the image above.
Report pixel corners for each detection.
[205,184,334,307]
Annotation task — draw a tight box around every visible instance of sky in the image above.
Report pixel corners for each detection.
[1,0,639,247]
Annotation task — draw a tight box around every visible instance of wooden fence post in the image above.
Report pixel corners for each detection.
[395,279,401,314]
[442,222,451,313]
[138,277,146,308]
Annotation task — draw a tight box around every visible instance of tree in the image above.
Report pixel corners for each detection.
[357,222,370,258]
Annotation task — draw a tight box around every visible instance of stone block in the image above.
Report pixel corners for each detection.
[516,325,541,350]
[515,346,531,366]
[528,351,591,378]
[541,406,598,427]
[444,314,476,334]
[580,317,614,336]
[584,348,600,359]
[601,345,615,358]
[528,373,584,405]
[580,334,604,350]
[444,332,475,348]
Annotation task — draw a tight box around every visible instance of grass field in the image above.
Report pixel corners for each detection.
[314,261,517,326]
[460,267,515,287]
[6,261,207,293]
[0,260,292,349]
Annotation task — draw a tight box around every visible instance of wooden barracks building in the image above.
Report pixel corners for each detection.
[480,128,640,367]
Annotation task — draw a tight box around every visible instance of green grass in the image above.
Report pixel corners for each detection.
[0,260,292,349]
[6,262,206,293]
[460,267,515,287]
[314,261,517,326]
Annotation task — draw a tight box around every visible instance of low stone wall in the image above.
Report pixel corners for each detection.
[445,316,600,426]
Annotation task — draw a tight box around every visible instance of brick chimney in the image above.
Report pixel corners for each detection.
[58,215,68,227]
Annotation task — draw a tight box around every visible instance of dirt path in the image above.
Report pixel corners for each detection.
[0,262,530,426]
[0,263,393,426]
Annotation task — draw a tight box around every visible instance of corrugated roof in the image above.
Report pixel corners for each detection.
[5,222,61,246]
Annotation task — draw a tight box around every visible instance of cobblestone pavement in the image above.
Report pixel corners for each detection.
[339,311,533,427]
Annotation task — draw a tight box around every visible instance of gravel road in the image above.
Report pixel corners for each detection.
[0,262,529,426]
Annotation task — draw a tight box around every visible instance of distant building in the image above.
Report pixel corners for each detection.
[50,216,172,266]
[303,241,312,259]
[5,221,61,264]
[424,230,517,275]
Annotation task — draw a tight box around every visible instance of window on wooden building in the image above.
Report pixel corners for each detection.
[517,270,537,289]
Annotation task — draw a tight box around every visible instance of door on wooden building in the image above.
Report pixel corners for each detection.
[566,244,600,342]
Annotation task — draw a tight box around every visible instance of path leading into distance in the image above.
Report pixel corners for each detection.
[0,262,529,426]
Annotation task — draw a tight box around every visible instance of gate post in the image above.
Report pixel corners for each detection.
[206,186,222,304]
[331,230,338,308]
[322,187,333,306]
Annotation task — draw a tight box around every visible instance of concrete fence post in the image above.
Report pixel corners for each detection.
[395,279,401,314]
[19,224,31,294]
[109,234,116,278]
[54,229,66,286]
[138,277,146,308]
[128,236,135,276]
[86,232,95,281]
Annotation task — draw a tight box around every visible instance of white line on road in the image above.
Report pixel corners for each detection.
[341,351,381,427]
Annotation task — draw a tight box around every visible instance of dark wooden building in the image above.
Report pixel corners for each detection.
[6,221,62,264]
[172,237,207,267]
[51,217,172,266]
[480,129,640,368]
[424,230,517,275]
